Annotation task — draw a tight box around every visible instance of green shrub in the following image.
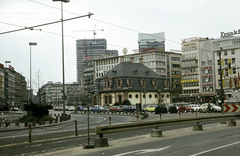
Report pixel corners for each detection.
[19,115,35,122]
[155,106,167,114]
[41,115,54,121]
[169,106,178,113]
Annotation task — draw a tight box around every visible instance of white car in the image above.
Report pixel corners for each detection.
[188,104,200,112]
[198,103,221,113]
[68,106,75,111]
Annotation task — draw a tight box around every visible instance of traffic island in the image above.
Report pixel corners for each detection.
[151,128,163,137]
[193,122,203,131]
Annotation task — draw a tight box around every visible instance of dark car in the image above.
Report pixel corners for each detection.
[76,105,84,111]
[122,105,136,113]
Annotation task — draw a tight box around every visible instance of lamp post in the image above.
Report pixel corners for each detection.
[29,42,37,103]
[219,47,224,111]
[52,0,69,118]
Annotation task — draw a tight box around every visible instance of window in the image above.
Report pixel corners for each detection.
[129,94,132,99]
[135,94,139,99]
[109,95,112,104]
[232,58,235,64]
[201,61,205,66]
[225,59,228,65]
[155,94,158,98]
[208,60,212,65]
[231,49,235,55]
[149,94,152,98]
[225,69,228,76]
[224,51,227,55]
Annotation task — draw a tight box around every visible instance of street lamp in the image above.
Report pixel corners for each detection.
[29,42,37,103]
[52,0,69,118]
[219,47,224,111]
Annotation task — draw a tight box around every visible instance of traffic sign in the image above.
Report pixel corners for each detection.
[224,104,240,112]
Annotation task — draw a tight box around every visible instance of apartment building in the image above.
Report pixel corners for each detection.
[213,35,240,104]
[39,81,81,105]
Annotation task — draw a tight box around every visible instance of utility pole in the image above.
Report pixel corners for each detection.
[219,47,224,112]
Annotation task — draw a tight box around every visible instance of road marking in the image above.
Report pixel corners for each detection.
[112,146,171,156]
[190,141,240,156]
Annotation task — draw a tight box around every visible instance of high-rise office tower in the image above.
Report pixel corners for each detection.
[138,32,165,52]
[76,38,118,82]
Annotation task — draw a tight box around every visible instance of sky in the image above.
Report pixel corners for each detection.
[0,0,239,94]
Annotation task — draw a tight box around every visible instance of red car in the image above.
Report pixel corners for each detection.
[177,104,194,113]
[108,106,123,112]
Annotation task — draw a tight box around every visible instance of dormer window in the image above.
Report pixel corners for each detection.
[117,78,123,88]
[145,71,150,75]
[140,78,146,88]
[152,79,157,89]
[103,77,112,91]
[126,78,132,88]
[133,70,138,75]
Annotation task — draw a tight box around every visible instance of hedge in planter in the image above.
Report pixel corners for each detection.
[155,106,167,114]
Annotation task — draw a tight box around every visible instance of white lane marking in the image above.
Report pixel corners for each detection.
[112,146,171,156]
[190,141,240,156]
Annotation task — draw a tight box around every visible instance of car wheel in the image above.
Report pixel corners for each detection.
[199,109,202,113]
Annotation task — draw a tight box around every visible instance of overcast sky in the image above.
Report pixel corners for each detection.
[0,0,239,93]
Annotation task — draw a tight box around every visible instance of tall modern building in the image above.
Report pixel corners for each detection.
[138,32,165,52]
[76,38,118,82]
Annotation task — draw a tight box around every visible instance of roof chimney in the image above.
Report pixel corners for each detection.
[130,57,134,64]
[139,57,143,64]
[120,55,124,63]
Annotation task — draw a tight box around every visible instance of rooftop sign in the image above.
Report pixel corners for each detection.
[221,29,240,38]
[182,37,199,43]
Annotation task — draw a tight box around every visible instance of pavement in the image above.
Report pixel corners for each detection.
[35,115,240,156]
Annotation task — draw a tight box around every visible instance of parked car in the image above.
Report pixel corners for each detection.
[109,106,123,112]
[177,104,194,113]
[145,105,157,112]
[122,105,136,113]
[90,105,107,112]
[165,104,178,112]
[188,104,200,112]
[76,105,84,111]
[198,103,221,113]
[68,106,75,111]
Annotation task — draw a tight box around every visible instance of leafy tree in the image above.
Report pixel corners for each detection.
[24,101,52,121]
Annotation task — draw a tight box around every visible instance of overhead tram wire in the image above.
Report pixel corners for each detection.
[28,0,181,46]
[0,13,93,35]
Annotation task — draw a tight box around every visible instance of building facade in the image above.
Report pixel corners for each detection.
[93,57,171,106]
[39,81,81,105]
[213,35,240,104]
[138,32,165,52]
[0,63,27,108]
[82,51,182,102]
[76,38,118,82]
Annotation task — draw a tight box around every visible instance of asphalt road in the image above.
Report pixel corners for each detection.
[0,113,135,138]
[40,120,240,156]
[0,112,239,156]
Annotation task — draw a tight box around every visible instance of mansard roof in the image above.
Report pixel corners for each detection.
[100,62,165,79]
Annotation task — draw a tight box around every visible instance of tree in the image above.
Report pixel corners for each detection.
[24,101,52,122]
